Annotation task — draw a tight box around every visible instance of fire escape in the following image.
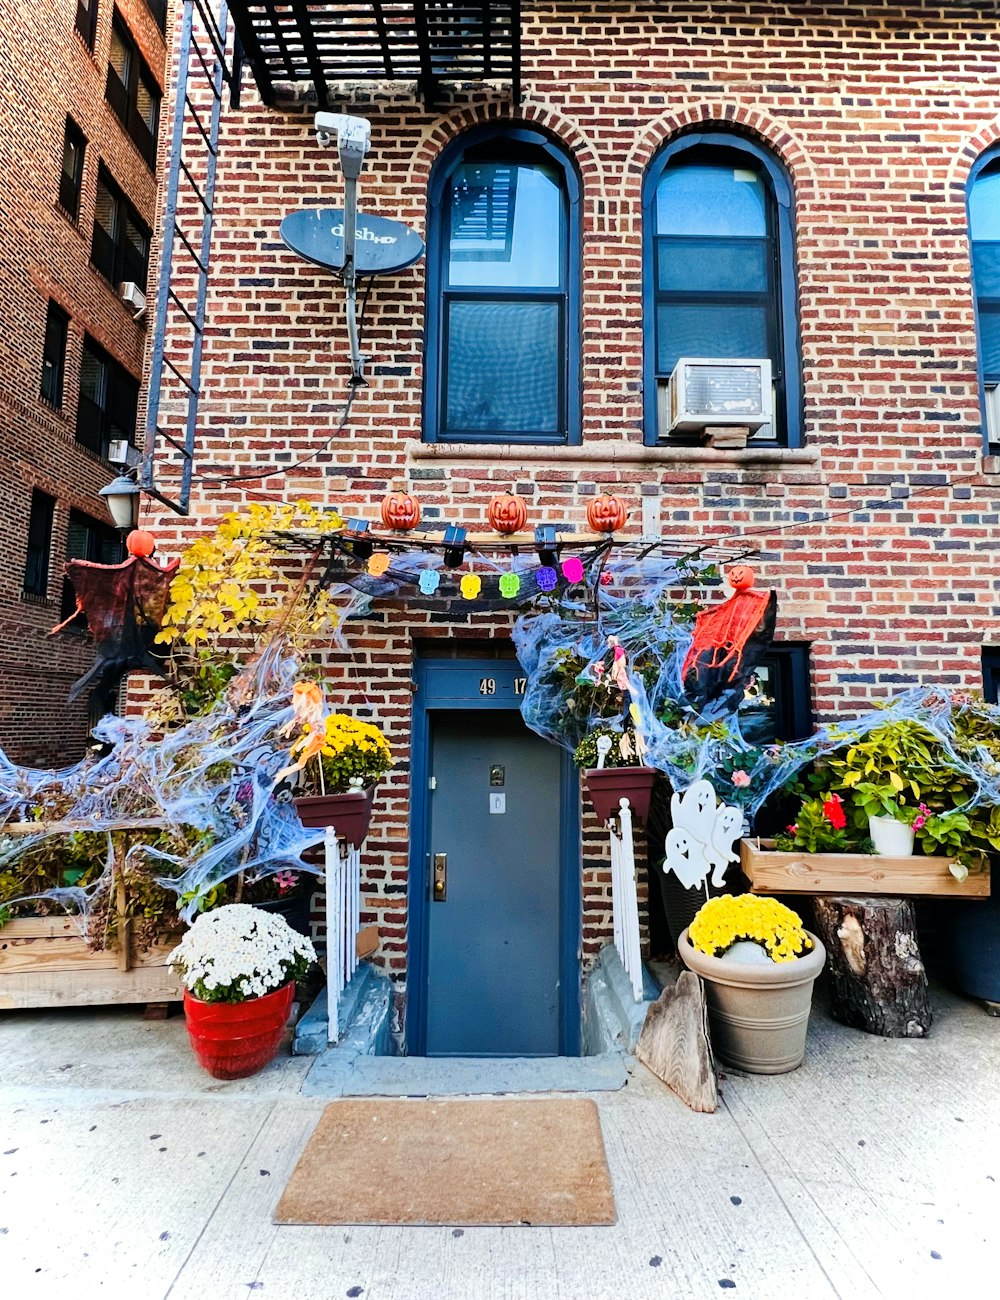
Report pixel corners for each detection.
[142,2,522,515]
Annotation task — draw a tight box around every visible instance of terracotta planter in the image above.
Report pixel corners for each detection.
[678,927,827,1074]
[868,815,915,857]
[183,981,294,1080]
[293,786,375,846]
[584,766,657,826]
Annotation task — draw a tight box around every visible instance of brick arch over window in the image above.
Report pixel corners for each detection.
[641,128,804,449]
[422,121,583,445]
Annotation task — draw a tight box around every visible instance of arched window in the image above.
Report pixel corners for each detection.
[424,125,580,444]
[643,134,801,447]
[968,149,1000,450]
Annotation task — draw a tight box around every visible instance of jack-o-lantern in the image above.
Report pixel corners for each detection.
[727,564,756,592]
[126,529,156,558]
[487,491,529,535]
[380,491,421,532]
[587,494,627,534]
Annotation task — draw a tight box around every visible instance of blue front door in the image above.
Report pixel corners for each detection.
[408,659,579,1057]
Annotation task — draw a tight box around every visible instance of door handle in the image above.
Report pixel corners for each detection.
[432,852,447,902]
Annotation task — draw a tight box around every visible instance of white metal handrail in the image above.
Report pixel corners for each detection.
[324,827,362,1043]
[608,796,644,1002]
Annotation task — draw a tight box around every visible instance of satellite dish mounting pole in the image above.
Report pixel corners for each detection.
[315,112,372,388]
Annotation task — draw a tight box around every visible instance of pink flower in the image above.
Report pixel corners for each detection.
[732,769,751,788]
[786,823,798,836]
[822,793,847,831]
[275,870,299,895]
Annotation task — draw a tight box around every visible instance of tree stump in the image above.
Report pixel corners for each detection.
[812,896,932,1038]
[636,971,718,1112]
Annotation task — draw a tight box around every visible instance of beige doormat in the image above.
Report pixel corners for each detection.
[274,1097,616,1227]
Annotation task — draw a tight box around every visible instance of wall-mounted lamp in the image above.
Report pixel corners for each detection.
[99,473,141,534]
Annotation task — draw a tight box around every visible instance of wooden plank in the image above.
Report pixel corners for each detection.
[2,819,164,835]
[0,962,183,1009]
[0,935,179,975]
[355,925,378,960]
[0,916,87,939]
[740,838,990,898]
[636,971,717,1112]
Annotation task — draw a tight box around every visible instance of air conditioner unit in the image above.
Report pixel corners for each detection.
[108,439,141,468]
[118,281,147,316]
[663,358,773,435]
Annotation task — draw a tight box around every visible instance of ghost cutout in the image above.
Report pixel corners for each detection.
[663,779,743,892]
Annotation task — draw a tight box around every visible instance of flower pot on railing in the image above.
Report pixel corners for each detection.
[584,767,657,826]
[868,814,915,857]
[293,786,375,846]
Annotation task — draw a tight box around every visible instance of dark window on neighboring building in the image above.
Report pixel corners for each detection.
[738,644,813,746]
[23,490,56,599]
[983,648,1000,704]
[424,125,581,444]
[106,12,161,167]
[58,117,86,220]
[91,166,150,291]
[76,337,139,458]
[61,509,124,625]
[40,302,69,408]
[75,0,98,49]
[969,151,1000,452]
[643,134,802,446]
[144,0,167,33]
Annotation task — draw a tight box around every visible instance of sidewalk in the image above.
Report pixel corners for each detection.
[1,985,997,1300]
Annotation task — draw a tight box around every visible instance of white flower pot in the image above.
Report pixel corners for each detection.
[868,815,915,857]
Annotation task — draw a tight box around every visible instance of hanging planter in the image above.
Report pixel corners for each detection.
[584,766,657,826]
[293,785,375,846]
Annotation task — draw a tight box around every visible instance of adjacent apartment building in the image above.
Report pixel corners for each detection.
[90,2,1000,1051]
[0,0,168,764]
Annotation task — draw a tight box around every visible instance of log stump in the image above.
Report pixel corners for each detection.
[812,896,932,1038]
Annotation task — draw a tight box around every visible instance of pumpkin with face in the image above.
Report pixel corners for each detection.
[727,564,756,591]
[487,491,529,535]
[587,494,627,534]
[380,491,421,532]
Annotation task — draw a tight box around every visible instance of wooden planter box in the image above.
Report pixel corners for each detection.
[0,916,184,1010]
[740,839,990,899]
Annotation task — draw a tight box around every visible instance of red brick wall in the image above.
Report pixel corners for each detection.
[0,0,168,764]
[141,1,1000,989]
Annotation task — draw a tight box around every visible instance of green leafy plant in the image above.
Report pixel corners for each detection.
[775,794,851,854]
[573,725,643,770]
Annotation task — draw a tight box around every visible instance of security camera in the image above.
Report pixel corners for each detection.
[314,112,371,180]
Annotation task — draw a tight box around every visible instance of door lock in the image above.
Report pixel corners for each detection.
[432,852,447,902]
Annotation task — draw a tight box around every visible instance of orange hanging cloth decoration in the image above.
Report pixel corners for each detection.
[681,565,777,720]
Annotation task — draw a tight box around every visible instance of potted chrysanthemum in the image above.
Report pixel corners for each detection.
[169,904,316,1079]
[279,681,392,846]
[679,894,826,1075]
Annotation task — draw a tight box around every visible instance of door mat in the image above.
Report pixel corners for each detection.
[274,1097,616,1226]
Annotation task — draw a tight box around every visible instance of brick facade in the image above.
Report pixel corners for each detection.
[0,0,168,764]
[138,1,1000,1002]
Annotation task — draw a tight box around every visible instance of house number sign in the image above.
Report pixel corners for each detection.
[478,677,527,696]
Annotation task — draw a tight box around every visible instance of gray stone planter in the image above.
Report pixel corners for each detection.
[678,928,827,1074]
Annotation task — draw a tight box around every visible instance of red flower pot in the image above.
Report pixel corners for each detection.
[584,766,657,826]
[183,981,294,1080]
[293,786,375,846]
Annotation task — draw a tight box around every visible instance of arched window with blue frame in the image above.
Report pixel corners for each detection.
[424,124,581,445]
[642,133,802,447]
[968,147,1000,452]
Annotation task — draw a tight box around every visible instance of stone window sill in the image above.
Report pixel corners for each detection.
[409,441,821,467]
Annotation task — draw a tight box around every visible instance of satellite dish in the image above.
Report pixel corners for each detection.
[280,207,425,277]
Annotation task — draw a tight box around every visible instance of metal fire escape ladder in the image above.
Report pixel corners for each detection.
[141,0,233,516]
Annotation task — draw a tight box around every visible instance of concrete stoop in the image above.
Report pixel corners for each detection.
[582,944,658,1055]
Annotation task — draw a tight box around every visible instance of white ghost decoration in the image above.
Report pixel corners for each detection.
[663,779,743,892]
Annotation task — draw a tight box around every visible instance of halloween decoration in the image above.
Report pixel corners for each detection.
[487,491,529,535]
[562,556,585,584]
[126,529,157,558]
[460,573,482,600]
[587,494,627,534]
[664,780,744,892]
[367,553,391,577]
[499,572,521,599]
[681,565,777,721]
[536,566,558,593]
[380,491,421,532]
[51,554,180,701]
[418,569,441,595]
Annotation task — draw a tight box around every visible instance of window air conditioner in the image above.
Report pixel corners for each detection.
[663,357,773,435]
[118,281,147,316]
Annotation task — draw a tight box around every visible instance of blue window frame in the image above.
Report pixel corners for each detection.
[968,148,1000,453]
[424,125,581,444]
[983,648,1000,704]
[642,133,802,447]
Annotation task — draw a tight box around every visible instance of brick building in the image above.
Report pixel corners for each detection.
[0,0,169,764]
[139,1,1000,1053]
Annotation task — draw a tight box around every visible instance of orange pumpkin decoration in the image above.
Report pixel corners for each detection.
[587,494,627,534]
[126,529,156,558]
[727,564,756,592]
[380,491,421,532]
[487,491,529,535]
